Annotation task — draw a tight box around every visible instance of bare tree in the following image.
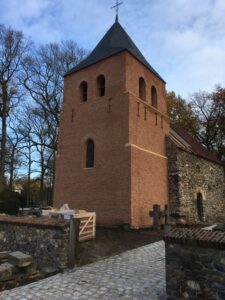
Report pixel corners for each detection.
[0,24,31,191]
[19,106,55,205]
[21,41,86,200]
[22,41,86,140]
[0,24,87,201]
[6,114,25,190]
[190,86,225,159]
[18,112,36,206]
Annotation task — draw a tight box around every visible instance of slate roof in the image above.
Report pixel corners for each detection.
[65,21,165,82]
[170,123,224,166]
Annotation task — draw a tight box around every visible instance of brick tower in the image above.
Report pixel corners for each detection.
[54,20,169,228]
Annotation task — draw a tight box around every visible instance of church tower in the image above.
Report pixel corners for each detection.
[54,20,169,228]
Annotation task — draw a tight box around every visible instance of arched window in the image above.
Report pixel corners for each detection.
[151,86,158,108]
[97,75,105,97]
[196,164,201,173]
[80,81,88,102]
[139,77,146,101]
[86,139,94,168]
[196,192,204,221]
[210,168,214,175]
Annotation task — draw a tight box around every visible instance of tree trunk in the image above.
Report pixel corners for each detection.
[39,148,44,206]
[0,82,8,192]
[40,172,44,206]
[27,142,31,207]
[9,148,15,191]
[51,150,56,206]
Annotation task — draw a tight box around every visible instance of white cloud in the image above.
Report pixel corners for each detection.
[2,0,49,20]
[0,0,63,42]
[0,0,225,97]
[129,0,225,97]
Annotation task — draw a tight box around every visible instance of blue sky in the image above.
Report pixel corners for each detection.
[1,0,225,98]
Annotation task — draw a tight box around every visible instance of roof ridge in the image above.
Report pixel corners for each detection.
[170,123,224,166]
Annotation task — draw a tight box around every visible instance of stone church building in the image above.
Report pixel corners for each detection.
[54,20,225,228]
[167,124,225,224]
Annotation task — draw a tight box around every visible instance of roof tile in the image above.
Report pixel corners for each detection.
[170,123,223,165]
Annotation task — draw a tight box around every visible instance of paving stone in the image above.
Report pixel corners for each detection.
[0,241,166,299]
[8,252,33,268]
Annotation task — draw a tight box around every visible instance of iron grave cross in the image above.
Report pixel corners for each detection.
[111,0,123,22]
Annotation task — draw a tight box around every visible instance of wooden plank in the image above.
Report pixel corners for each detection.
[79,234,93,238]
[79,232,92,236]
[79,231,94,236]
[80,223,93,227]
[75,213,95,219]
[80,225,93,230]
[74,212,96,242]
[80,219,93,224]
[79,217,91,223]
[93,213,96,237]
[79,230,94,236]
[79,215,92,234]
[78,215,94,219]
[79,233,92,237]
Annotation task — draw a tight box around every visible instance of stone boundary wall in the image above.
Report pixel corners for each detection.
[164,228,225,300]
[0,216,71,273]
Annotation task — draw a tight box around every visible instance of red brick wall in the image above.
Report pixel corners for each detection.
[54,51,169,228]
[54,52,131,226]
[125,53,169,228]
[125,52,167,115]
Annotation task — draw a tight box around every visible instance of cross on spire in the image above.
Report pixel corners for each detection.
[111,0,123,22]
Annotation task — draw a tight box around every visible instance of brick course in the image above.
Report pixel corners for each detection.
[164,228,225,299]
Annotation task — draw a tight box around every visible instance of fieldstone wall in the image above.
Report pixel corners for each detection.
[0,251,40,291]
[166,138,180,213]
[0,216,71,273]
[164,228,225,300]
[166,137,225,224]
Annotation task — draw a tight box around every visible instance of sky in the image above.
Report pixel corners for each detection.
[1,0,225,98]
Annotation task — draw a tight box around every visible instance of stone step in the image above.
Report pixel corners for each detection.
[0,263,15,281]
[8,252,33,268]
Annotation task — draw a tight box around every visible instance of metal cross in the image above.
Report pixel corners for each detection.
[111,0,123,22]
[149,204,161,230]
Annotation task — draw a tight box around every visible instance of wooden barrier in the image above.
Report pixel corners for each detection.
[43,210,96,242]
[74,212,96,242]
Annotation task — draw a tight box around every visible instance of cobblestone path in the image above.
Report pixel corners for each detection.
[0,241,166,300]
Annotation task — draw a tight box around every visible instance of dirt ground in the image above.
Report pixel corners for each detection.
[76,227,164,266]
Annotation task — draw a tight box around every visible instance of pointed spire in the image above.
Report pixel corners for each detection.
[65,21,165,83]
